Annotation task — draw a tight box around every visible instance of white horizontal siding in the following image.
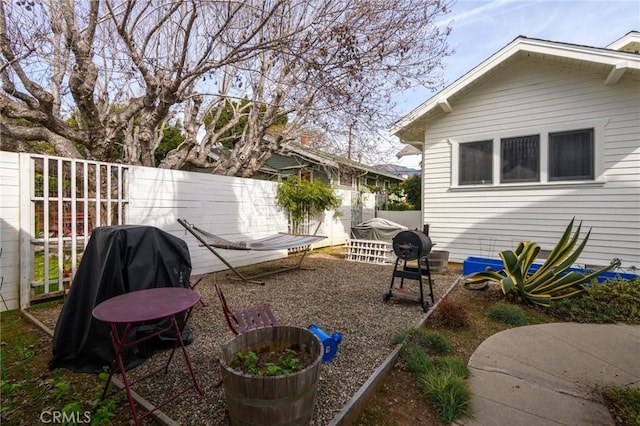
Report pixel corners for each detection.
[0,151,21,310]
[421,59,640,270]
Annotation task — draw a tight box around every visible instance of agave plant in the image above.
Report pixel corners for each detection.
[465,219,618,307]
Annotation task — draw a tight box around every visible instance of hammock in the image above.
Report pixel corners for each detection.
[177,218,326,284]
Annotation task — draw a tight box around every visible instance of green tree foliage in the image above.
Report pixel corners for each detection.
[383,183,411,211]
[381,175,421,211]
[155,121,186,166]
[402,175,421,209]
[275,177,341,234]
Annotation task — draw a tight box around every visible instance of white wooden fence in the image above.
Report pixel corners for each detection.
[0,152,360,311]
[376,210,422,231]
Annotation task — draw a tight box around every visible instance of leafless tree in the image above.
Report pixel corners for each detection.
[1,0,452,176]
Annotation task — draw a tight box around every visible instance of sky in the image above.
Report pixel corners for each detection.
[391,0,640,169]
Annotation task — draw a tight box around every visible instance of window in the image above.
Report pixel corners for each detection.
[501,135,539,183]
[451,124,600,188]
[339,166,353,187]
[549,129,594,181]
[459,140,492,185]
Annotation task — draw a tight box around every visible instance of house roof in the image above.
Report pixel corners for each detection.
[277,141,404,181]
[390,31,640,143]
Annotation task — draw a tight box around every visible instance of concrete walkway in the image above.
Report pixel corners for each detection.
[461,323,640,426]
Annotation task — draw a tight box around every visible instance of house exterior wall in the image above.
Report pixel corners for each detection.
[421,58,640,269]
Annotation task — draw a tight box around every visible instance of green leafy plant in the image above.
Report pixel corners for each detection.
[233,350,260,376]
[0,380,20,414]
[401,344,433,375]
[406,328,451,355]
[487,303,528,326]
[603,386,640,425]
[16,342,35,362]
[435,356,469,380]
[278,349,301,373]
[550,277,640,323]
[275,177,342,234]
[48,369,69,401]
[465,218,618,307]
[61,401,82,425]
[93,397,118,425]
[420,370,471,423]
[232,349,302,376]
[92,366,119,424]
[391,329,410,345]
[399,329,471,424]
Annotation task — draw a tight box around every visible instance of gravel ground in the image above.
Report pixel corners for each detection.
[33,254,461,425]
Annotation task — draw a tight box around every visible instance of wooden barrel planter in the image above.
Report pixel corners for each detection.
[423,250,450,273]
[219,326,323,426]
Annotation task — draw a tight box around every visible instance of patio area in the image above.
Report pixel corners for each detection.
[34,253,461,425]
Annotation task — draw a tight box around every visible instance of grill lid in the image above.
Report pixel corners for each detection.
[392,230,433,260]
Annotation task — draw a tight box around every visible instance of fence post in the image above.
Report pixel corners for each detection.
[19,153,33,309]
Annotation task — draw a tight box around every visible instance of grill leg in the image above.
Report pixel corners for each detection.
[420,257,435,304]
[400,260,408,289]
[384,257,402,301]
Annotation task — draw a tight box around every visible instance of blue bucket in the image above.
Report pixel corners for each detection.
[308,324,342,363]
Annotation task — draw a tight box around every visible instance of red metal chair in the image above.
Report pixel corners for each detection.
[189,274,206,307]
[214,278,279,335]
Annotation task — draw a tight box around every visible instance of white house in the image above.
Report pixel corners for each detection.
[390,32,640,270]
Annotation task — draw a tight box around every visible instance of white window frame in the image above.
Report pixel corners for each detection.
[449,119,605,189]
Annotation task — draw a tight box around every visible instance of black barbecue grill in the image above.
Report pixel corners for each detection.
[384,230,435,312]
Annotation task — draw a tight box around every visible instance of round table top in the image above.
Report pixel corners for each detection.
[92,287,200,323]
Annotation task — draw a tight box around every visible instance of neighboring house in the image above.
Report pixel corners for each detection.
[254,139,406,226]
[390,31,640,269]
[255,138,405,193]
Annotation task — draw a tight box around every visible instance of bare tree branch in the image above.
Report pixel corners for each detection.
[1,0,452,174]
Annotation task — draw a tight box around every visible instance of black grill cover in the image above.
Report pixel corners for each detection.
[49,225,192,373]
[350,218,408,242]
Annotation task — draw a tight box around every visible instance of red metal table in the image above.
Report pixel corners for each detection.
[92,287,203,425]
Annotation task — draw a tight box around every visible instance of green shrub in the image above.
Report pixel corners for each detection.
[432,298,470,329]
[275,177,341,234]
[407,329,451,355]
[420,371,472,423]
[487,303,528,326]
[550,295,615,323]
[435,356,469,379]
[401,344,433,375]
[391,329,409,345]
[550,277,640,324]
[603,386,640,426]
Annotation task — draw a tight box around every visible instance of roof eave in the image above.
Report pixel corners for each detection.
[390,36,640,137]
